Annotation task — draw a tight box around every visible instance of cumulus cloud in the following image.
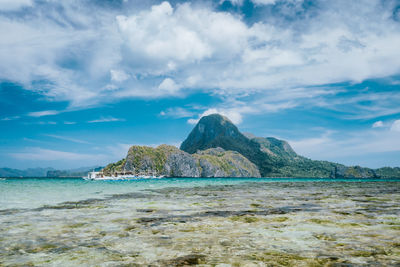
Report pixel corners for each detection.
[372,121,384,128]
[116,2,211,64]
[158,78,180,93]
[289,127,400,167]
[188,108,243,125]
[110,69,130,82]
[116,1,249,73]
[0,1,121,106]
[391,120,400,132]
[0,0,400,118]
[222,0,276,5]
[252,0,277,5]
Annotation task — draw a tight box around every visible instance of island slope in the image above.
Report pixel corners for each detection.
[102,145,260,178]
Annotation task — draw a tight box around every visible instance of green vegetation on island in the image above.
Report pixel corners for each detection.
[103,113,400,178]
[102,145,260,178]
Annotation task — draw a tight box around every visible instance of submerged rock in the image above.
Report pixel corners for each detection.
[162,254,206,266]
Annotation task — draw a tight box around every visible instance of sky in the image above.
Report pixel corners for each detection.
[0,0,400,170]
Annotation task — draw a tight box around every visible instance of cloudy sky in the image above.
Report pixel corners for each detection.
[1,0,400,169]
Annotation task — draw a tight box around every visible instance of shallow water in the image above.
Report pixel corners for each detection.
[1,178,399,266]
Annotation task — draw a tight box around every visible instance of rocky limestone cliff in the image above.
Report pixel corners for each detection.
[194,148,260,177]
[180,114,277,176]
[180,114,247,154]
[103,145,260,178]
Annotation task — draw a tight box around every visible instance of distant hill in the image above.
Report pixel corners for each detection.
[0,166,102,178]
[46,166,103,178]
[0,167,55,177]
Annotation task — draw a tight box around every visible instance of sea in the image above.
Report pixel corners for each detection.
[1,177,399,266]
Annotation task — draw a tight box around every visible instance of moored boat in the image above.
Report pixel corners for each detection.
[84,171,164,180]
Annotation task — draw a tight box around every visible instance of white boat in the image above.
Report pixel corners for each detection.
[84,171,164,180]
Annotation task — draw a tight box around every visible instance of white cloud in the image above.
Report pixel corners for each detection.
[185,85,330,126]
[116,2,213,66]
[252,0,277,5]
[391,120,400,132]
[44,134,90,144]
[0,1,120,107]
[188,108,243,125]
[160,107,194,118]
[10,147,99,161]
[372,121,384,128]
[88,117,125,123]
[289,131,336,157]
[115,1,252,80]
[23,121,58,125]
[187,118,199,125]
[0,0,32,11]
[158,78,180,93]
[0,0,400,115]
[1,115,20,121]
[220,0,244,5]
[222,0,277,6]
[28,110,60,117]
[289,127,400,166]
[110,69,130,82]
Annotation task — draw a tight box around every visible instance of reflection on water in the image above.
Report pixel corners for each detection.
[0,179,399,266]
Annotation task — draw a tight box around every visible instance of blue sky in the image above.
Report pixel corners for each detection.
[1,0,400,169]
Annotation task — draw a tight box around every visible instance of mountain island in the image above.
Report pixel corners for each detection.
[102,114,400,178]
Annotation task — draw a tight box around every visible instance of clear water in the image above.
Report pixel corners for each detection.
[1,177,398,210]
[1,178,399,266]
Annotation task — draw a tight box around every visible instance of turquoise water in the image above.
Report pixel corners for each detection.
[1,177,399,210]
[1,177,399,266]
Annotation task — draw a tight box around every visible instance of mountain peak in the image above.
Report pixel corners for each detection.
[198,113,230,123]
[180,113,245,153]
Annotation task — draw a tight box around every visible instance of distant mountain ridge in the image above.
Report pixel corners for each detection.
[0,167,55,177]
[46,166,103,178]
[0,166,102,178]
